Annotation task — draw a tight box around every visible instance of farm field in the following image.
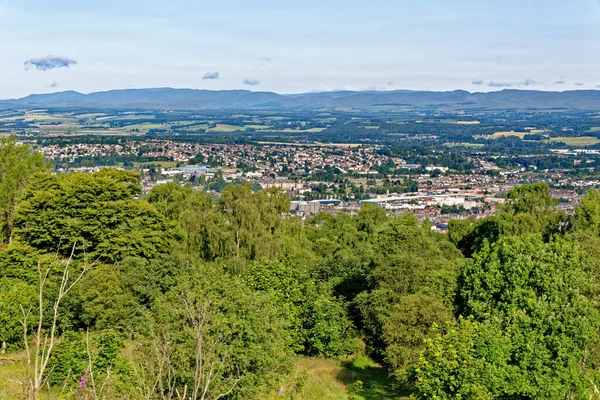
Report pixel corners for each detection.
[548,136,600,146]
[492,130,545,138]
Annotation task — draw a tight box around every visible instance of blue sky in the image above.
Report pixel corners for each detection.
[1,0,599,97]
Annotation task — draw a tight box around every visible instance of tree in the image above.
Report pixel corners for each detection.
[133,265,293,400]
[573,188,600,234]
[0,278,35,352]
[410,318,513,399]
[14,169,172,262]
[0,136,47,244]
[20,243,97,399]
[244,259,358,357]
[455,235,598,398]
[355,214,462,381]
[146,182,193,220]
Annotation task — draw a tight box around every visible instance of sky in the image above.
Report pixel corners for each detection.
[1,0,599,98]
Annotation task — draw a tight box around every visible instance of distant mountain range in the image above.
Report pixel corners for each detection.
[2,88,600,112]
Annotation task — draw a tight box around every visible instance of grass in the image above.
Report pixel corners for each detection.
[548,136,600,146]
[207,124,246,132]
[260,354,408,400]
[1,351,405,400]
[244,124,272,130]
[0,353,27,399]
[587,127,600,132]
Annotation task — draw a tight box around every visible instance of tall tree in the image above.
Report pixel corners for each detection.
[453,235,599,398]
[0,137,47,244]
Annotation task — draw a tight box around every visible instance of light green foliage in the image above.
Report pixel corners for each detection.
[4,174,598,399]
[141,265,293,399]
[149,182,292,263]
[452,235,598,397]
[411,319,513,399]
[449,182,565,257]
[574,188,600,234]
[146,181,193,220]
[503,181,557,216]
[219,184,290,260]
[0,136,48,244]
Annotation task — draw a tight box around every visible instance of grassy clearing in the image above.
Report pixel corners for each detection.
[261,355,407,400]
[454,121,480,125]
[549,136,600,146]
[0,353,27,399]
[587,127,600,132]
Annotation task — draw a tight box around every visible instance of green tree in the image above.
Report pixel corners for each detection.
[411,318,514,399]
[455,235,598,398]
[135,264,293,399]
[0,277,36,350]
[14,169,172,262]
[355,214,462,381]
[0,136,48,244]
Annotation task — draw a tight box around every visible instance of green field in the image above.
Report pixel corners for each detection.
[207,123,247,132]
[549,136,600,146]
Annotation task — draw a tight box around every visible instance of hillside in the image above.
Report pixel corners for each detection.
[1,88,600,111]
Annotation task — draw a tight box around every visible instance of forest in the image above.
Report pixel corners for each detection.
[3,135,600,399]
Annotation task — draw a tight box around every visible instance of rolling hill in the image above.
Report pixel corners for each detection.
[1,88,600,111]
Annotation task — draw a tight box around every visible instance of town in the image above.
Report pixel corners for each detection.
[29,136,600,233]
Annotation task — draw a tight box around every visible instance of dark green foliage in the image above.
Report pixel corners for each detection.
[0,136,48,244]
[0,277,36,348]
[352,213,462,382]
[14,169,172,262]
